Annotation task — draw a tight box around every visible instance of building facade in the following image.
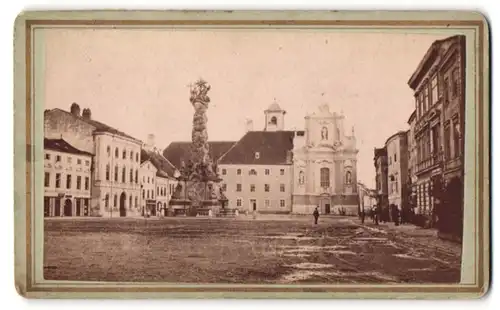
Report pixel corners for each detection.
[407,112,418,212]
[292,104,358,215]
[45,103,143,217]
[374,147,389,218]
[44,138,93,217]
[385,131,409,213]
[407,35,465,225]
[217,103,295,214]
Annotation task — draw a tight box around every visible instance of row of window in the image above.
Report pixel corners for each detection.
[44,172,89,191]
[105,164,139,184]
[106,146,140,162]
[45,153,90,166]
[235,198,286,208]
[156,185,173,197]
[234,183,287,192]
[416,67,460,120]
[220,168,286,176]
[104,194,138,209]
[299,168,353,188]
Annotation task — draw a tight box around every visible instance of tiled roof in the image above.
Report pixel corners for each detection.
[218,131,300,165]
[51,108,141,143]
[44,138,93,156]
[141,149,177,178]
[163,141,236,169]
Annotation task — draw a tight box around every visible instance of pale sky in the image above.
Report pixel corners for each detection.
[42,28,449,188]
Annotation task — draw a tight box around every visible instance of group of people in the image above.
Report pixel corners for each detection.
[359,204,413,226]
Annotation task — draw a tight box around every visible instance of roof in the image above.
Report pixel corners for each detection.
[265,102,285,113]
[407,35,464,89]
[50,108,141,143]
[374,147,387,160]
[385,131,408,146]
[141,149,177,178]
[44,138,93,156]
[218,131,297,165]
[163,141,236,169]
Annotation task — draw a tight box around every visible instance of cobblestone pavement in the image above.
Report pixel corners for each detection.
[44,216,462,284]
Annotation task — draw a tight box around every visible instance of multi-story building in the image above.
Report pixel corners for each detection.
[43,138,93,217]
[141,136,178,217]
[292,103,358,215]
[373,147,389,218]
[407,111,418,212]
[385,131,409,215]
[44,103,143,217]
[441,36,466,187]
[164,102,359,215]
[407,35,465,225]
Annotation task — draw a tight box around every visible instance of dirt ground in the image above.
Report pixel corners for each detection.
[44,216,462,284]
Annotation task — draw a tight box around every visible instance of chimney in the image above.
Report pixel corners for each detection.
[82,108,92,120]
[245,119,254,132]
[70,102,81,117]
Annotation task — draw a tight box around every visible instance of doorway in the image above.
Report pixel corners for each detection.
[44,197,50,217]
[64,199,72,216]
[119,192,127,217]
[76,198,81,216]
[54,199,61,216]
[251,199,257,211]
[321,198,331,215]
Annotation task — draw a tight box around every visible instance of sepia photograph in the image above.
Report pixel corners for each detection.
[13,10,489,299]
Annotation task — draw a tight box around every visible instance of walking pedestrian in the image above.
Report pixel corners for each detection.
[360,208,365,224]
[313,207,320,225]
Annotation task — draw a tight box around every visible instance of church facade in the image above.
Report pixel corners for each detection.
[291,104,359,215]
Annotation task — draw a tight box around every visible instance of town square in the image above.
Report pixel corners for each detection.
[41,28,465,284]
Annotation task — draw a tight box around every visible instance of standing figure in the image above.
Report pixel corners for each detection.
[360,208,365,224]
[313,207,320,225]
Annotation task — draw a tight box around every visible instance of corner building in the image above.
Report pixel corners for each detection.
[44,103,143,217]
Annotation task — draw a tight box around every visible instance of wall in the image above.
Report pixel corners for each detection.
[218,164,293,213]
[94,133,142,217]
[140,160,158,215]
[43,149,92,217]
[44,109,96,154]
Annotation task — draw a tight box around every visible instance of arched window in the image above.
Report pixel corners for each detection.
[105,194,109,209]
[147,190,150,199]
[135,196,138,208]
[129,196,132,209]
[136,153,139,162]
[320,167,330,188]
[321,127,328,140]
[105,164,110,181]
[113,194,117,207]
[299,171,305,185]
[114,165,118,181]
[270,116,277,125]
[122,150,126,159]
[129,169,133,184]
[107,146,111,157]
[115,148,119,158]
[142,189,145,199]
[130,151,134,161]
[249,169,257,176]
[122,167,126,183]
[135,170,138,183]
[345,171,352,184]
